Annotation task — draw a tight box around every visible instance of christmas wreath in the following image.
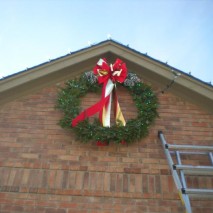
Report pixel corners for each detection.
[56,58,158,145]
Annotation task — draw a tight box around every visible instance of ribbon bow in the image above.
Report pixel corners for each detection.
[94,58,127,84]
[72,58,127,128]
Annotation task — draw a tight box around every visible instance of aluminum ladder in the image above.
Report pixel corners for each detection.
[158,131,213,213]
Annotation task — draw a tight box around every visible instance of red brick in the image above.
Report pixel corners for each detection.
[110,173,116,192]
[68,210,87,213]
[129,174,135,193]
[124,168,141,174]
[96,173,104,191]
[58,155,79,161]
[0,77,213,212]
[1,168,10,185]
[116,173,123,192]
[148,175,155,193]
[55,170,63,188]
[2,205,24,212]
[142,174,148,193]
[123,174,128,193]
[59,202,78,208]
[48,170,56,188]
[99,156,117,162]
[7,168,16,185]
[103,173,110,192]
[68,171,77,189]
[89,172,97,190]
[75,172,84,190]
[45,208,66,213]
[21,153,39,159]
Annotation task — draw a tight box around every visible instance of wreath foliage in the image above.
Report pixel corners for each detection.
[56,71,158,145]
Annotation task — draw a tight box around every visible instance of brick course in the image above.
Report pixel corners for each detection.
[0,80,213,213]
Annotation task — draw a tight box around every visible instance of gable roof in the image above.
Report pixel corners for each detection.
[0,39,213,113]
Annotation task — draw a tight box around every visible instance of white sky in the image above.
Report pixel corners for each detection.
[0,0,213,84]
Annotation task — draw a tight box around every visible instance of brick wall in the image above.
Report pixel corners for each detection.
[0,79,212,213]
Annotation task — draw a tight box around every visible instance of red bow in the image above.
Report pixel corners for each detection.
[72,58,127,128]
[94,58,127,84]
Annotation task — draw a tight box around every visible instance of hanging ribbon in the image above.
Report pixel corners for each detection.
[72,58,127,128]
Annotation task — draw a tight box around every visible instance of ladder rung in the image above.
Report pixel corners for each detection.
[183,188,213,196]
[168,144,213,151]
[170,151,209,155]
[174,165,213,175]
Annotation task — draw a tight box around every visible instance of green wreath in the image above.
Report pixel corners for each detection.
[56,71,158,145]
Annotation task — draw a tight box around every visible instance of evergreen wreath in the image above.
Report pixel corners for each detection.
[56,71,158,145]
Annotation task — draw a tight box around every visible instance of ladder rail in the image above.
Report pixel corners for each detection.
[176,151,191,212]
[209,152,213,165]
[158,133,184,191]
[176,151,187,188]
[158,131,192,213]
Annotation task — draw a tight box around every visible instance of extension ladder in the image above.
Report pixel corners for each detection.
[158,131,213,213]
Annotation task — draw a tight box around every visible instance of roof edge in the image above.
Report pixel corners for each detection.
[1,39,212,89]
[0,39,212,113]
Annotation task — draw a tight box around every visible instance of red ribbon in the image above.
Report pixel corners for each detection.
[72,58,127,127]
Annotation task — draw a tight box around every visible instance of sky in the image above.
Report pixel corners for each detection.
[0,0,213,84]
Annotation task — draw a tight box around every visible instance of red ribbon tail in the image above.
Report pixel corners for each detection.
[71,95,110,127]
